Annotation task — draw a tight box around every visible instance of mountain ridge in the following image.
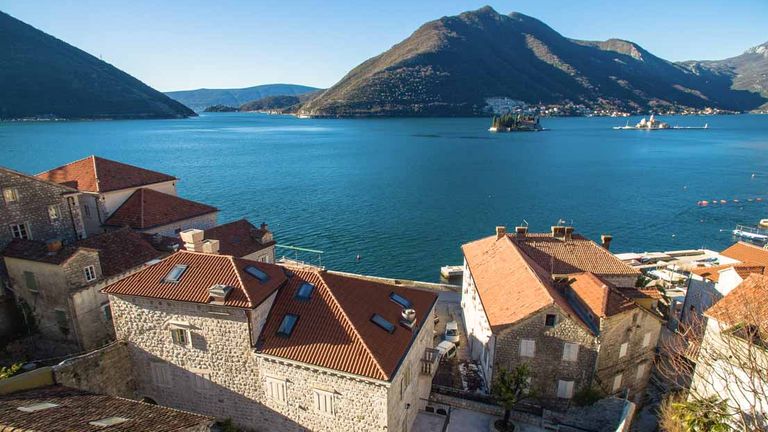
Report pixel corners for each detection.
[166,84,321,112]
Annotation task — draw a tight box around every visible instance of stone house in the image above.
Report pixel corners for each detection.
[682,242,768,324]
[103,250,437,432]
[461,225,662,408]
[180,220,276,263]
[0,166,85,253]
[689,273,768,428]
[36,155,181,236]
[2,228,162,351]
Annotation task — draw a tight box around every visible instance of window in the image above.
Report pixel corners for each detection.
[101,303,112,322]
[313,389,335,416]
[259,255,267,262]
[3,188,19,203]
[295,282,314,301]
[520,339,535,357]
[562,343,579,362]
[545,314,557,327]
[17,402,59,412]
[265,376,287,404]
[83,203,91,218]
[636,363,648,382]
[642,332,652,348]
[164,264,188,283]
[619,342,628,358]
[10,223,30,240]
[244,265,270,283]
[23,271,38,292]
[371,314,395,333]
[150,362,171,388]
[194,370,211,392]
[390,292,413,309]
[557,380,574,399]
[612,374,623,393]
[277,314,298,337]
[83,265,97,282]
[48,204,61,221]
[171,328,189,346]
[631,312,639,325]
[400,366,412,400]
[54,309,68,331]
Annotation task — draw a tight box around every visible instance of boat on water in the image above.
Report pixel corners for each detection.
[489,113,543,132]
[759,219,768,229]
[732,224,768,243]
[613,114,708,130]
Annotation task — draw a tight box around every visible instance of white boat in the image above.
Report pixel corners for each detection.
[759,219,768,229]
[440,265,463,279]
[613,114,708,130]
[732,225,768,242]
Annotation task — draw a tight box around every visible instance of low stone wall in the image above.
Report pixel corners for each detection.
[53,341,135,398]
[328,270,460,293]
[428,392,543,426]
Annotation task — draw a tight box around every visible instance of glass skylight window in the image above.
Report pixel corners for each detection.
[163,264,188,283]
[295,282,314,301]
[389,292,413,309]
[371,314,396,334]
[89,417,129,427]
[277,314,299,337]
[17,402,59,412]
[244,265,270,283]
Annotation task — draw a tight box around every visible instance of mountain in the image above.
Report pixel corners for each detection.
[166,84,321,112]
[300,6,767,117]
[680,42,768,110]
[239,91,322,112]
[0,11,195,120]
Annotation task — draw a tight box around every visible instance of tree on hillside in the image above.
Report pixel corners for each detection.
[492,363,534,430]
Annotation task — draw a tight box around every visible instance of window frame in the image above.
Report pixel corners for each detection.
[10,222,31,240]
[265,376,288,404]
[3,187,19,204]
[83,265,97,282]
[636,363,648,382]
[545,314,557,327]
[562,342,579,362]
[642,332,652,348]
[313,389,335,417]
[150,362,171,388]
[557,380,574,399]
[619,342,628,358]
[170,328,190,347]
[277,314,299,337]
[520,339,536,358]
[612,374,623,393]
[101,303,112,322]
[48,204,61,221]
[163,264,188,283]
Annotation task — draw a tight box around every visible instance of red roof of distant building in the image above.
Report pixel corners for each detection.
[721,242,768,268]
[568,272,636,318]
[260,270,437,381]
[186,219,275,257]
[103,250,286,308]
[104,188,217,230]
[36,155,176,193]
[689,263,766,283]
[706,273,768,330]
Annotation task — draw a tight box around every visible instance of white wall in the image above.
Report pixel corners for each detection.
[142,212,218,237]
[461,258,494,381]
[100,180,178,217]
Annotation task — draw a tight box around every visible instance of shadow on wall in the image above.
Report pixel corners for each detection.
[134,348,304,432]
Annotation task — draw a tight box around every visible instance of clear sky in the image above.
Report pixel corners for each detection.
[2,0,766,92]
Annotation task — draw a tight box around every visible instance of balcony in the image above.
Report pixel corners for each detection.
[421,348,440,376]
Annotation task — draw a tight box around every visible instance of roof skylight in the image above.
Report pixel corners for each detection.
[389,292,413,309]
[163,264,188,283]
[17,402,59,412]
[371,314,396,334]
[295,282,314,301]
[244,265,270,283]
[89,417,130,427]
[277,314,299,337]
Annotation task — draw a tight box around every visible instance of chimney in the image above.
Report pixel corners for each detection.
[201,239,220,255]
[260,222,268,230]
[208,284,233,305]
[400,308,417,330]
[564,226,574,241]
[515,226,528,237]
[496,226,507,240]
[180,229,205,252]
[551,226,566,239]
[46,239,63,254]
[601,234,613,250]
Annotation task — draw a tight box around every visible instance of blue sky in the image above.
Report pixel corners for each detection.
[2,0,766,91]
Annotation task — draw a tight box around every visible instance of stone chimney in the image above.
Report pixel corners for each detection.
[180,229,205,252]
[208,284,233,305]
[551,226,566,239]
[564,226,574,241]
[496,226,507,240]
[601,234,613,250]
[515,226,528,237]
[201,239,220,255]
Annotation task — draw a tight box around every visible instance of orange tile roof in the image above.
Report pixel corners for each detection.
[104,188,217,230]
[187,219,275,257]
[510,233,640,277]
[103,250,286,308]
[569,272,636,318]
[689,263,765,283]
[721,242,768,267]
[36,155,176,193]
[259,270,437,381]
[706,273,768,329]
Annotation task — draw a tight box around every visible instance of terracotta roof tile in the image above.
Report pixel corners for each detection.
[721,242,768,267]
[259,270,437,381]
[3,228,162,278]
[0,385,213,432]
[706,273,768,330]
[186,219,275,257]
[36,156,176,193]
[568,272,636,318]
[690,263,766,283]
[104,188,217,230]
[103,250,286,308]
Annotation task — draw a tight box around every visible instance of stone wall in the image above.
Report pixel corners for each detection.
[493,305,598,409]
[0,169,82,250]
[243,245,276,264]
[53,341,135,398]
[144,212,219,238]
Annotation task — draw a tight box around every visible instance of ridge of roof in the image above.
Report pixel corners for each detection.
[103,188,217,229]
[36,155,176,193]
[230,255,254,308]
[316,271,388,379]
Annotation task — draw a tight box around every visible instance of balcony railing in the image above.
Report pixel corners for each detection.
[421,348,440,375]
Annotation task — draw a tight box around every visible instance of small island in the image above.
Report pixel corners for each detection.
[489,113,543,132]
[203,104,239,112]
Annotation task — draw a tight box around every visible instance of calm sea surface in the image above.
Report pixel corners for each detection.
[2,114,768,281]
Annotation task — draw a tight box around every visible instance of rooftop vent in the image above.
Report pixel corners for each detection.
[180,228,205,252]
[89,417,129,427]
[601,234,613,250]
[564,226,574,240]
[495,226,507,240]
[201,239,220,254]
[515,226,528,237]
[209,284,233,304]
[400,308,417,330]
[17,402,59,412]
[551,225,567,239]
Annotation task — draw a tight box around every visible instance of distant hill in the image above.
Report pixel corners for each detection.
[0,11,195,120]
[203,104,239,112]
[300,6,767,117]
[166,84,321,112]
[239,91,322,112]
